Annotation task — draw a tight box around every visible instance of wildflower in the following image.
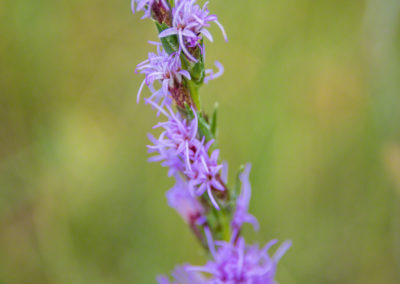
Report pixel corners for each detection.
[147,133,185,176]
[159,0,228,62]
[186,142,225,210]
[189,237,292,283]
[136,42,190,108]
[231,164,259,239]
[132,1,292,282]
[147,103,198,173]
[146,100,226,210]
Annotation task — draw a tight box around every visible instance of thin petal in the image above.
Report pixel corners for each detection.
[178,31,197,62]
[215,20,228,42]
[137,79,147,103]
[159,28,178,38]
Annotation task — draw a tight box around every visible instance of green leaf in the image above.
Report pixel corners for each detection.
[198,114,214,142]
[186,79,201,110]
[155,22,178,54]
[210,102,219,137]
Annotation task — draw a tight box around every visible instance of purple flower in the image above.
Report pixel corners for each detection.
[131,0,170,19]
[157,265,206,284]
[148,133,186,176]
[166,175,205,224]
[147,103,198,175]
[186,141,225,210]
[136,42,190,108]
[146,100,226,210]
[133,2,293,283]
[189,237,291,284]
[231,164,259,239]
[159,0,228,62]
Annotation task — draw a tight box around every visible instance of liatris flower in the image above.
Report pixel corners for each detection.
[146,103,198,175]
[159,236,291,283]
[131,0,291,282]
[188,237,292,284]
[136,42,191,108]
[146,100,226,209]
[159,0,227,61]
[231,164,259,239]
[186,144,225,210]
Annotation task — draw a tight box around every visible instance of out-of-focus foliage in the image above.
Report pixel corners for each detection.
[1,0,399,283]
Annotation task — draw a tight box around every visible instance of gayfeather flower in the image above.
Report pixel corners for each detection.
[136,42,190,108]
[146,100,226,209]
[147,103,198,174]
[186,143,225,210]
[166,175,205,224]
[188,237,292,284]
[231,164,259,239]
[132,1,291,282]
[159,0,228,61]
[147,133,185,176]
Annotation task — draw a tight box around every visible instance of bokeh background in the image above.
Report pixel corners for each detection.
[1,0,400,283]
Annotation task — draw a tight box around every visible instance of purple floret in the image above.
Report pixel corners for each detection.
[136,42,190,108]
[146,101,226,209]
[159,0,227,61]
[161,235,291,284]
[190,237,291,284]
[147,104,198,175]
[186,141,225,210]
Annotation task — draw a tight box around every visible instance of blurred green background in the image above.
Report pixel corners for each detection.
[1,0,400,283]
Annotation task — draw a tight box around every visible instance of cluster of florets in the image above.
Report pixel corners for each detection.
[136,42,191,108]
[159,238,291,284]
[157,166,290,284]
[132,0,290,283]
[135,0,229,210]
[146,102,225,210]
[159,0,227,61]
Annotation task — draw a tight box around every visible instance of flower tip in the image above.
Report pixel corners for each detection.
[273,240,292,262]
